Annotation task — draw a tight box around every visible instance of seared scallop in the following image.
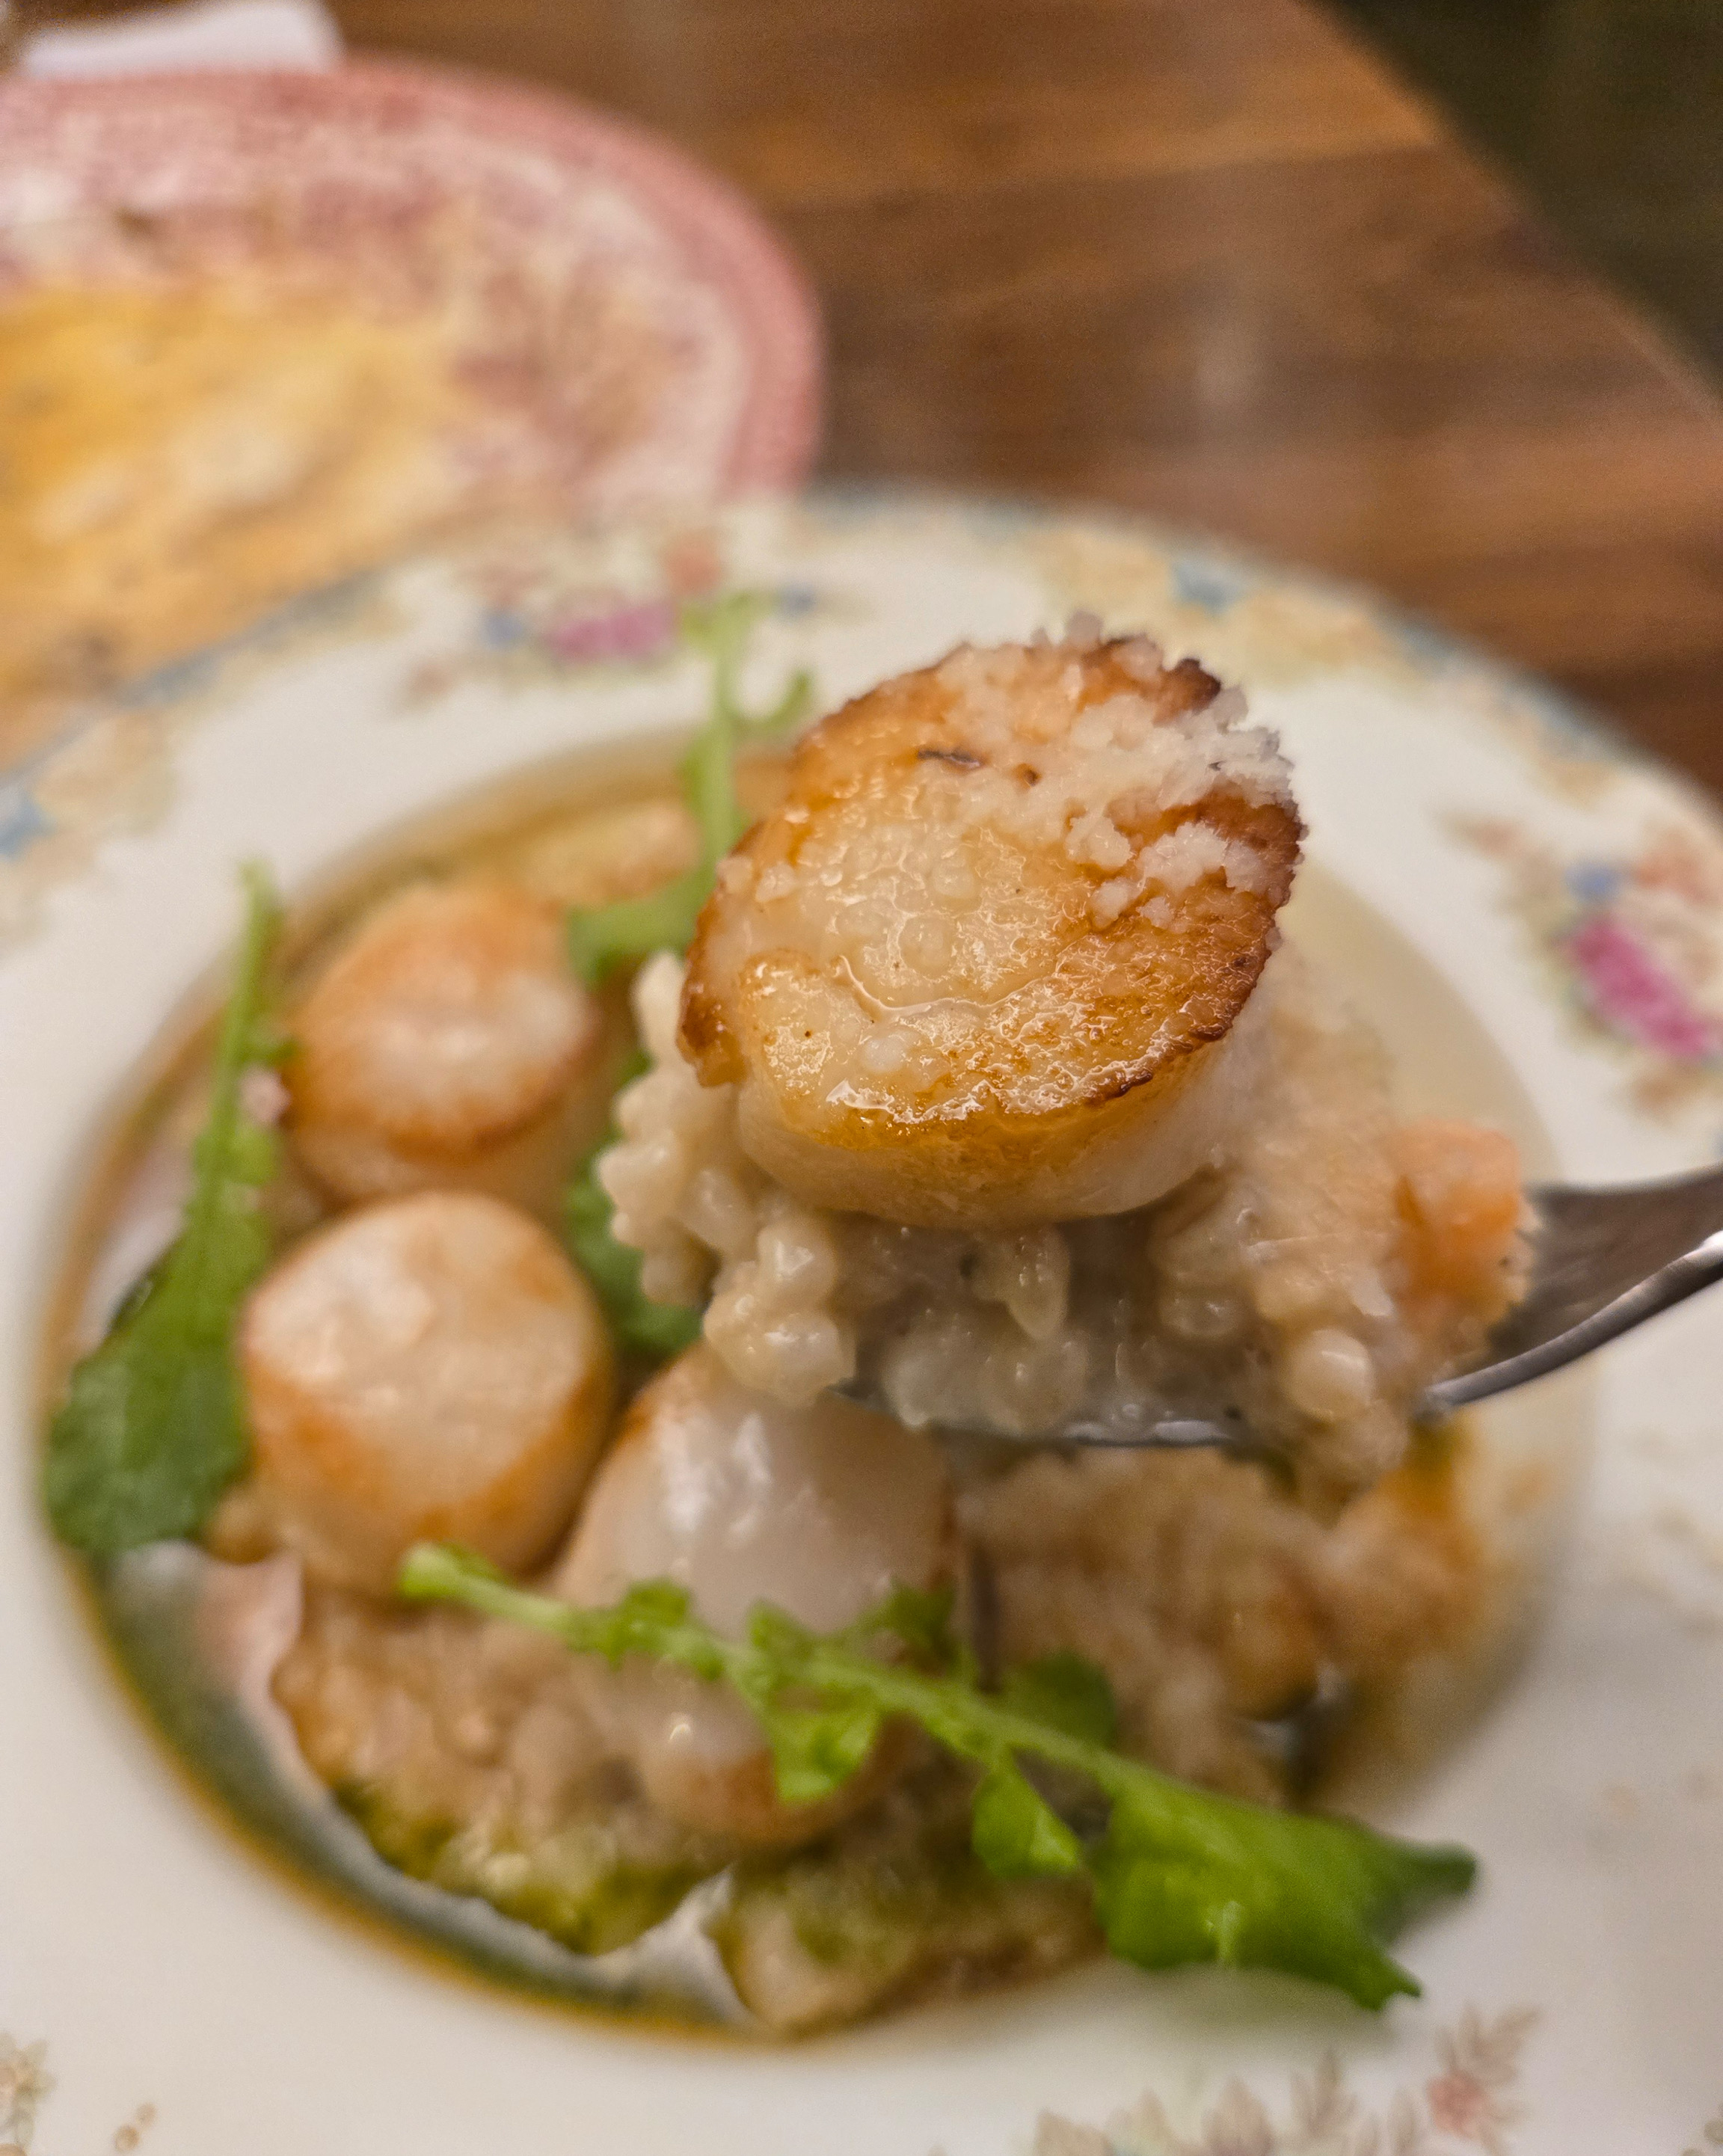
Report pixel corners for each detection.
[239,1191,613,1592]
[286,879,603,1214]
[554,1345,951,1845]
[681,627,1301,1231]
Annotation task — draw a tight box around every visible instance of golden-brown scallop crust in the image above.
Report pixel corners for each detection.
[680,638,1302,1227]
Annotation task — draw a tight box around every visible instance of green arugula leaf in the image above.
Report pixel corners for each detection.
[971,1765,1087,1880]
[562,1045,701,1359]
[1090,1787,1474,2009]
[1001,1653,1119,1747]
[562,597,813,1352]
[840,1582,960,1666]
[44,866,284,1554]
[565,592,813,986]
[754,1695,886,1808]
[398,1543,1477,2010]
[563,1140,703,1360]
[564,869,713,990]
[733,1603,888,1805]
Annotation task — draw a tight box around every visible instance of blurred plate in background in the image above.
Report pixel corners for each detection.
[0,58,821,764]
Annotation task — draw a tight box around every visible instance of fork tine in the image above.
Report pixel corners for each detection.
[1421,1164,1723,1417]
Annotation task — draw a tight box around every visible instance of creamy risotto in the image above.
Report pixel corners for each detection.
[603,943,1523,1502]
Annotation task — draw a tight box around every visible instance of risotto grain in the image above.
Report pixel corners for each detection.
[601,946,1524,1502]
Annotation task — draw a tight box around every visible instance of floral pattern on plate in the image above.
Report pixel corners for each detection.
[1452,813,1723,1126]
[0,2033,156,2156]
[399,520,834,703]
[0,2035,52,2155]
[1028,2006,1538,2156]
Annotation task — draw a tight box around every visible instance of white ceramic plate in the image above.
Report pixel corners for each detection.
[4,492,1722,2156]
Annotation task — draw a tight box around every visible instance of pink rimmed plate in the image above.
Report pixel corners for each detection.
[0,58,820,769]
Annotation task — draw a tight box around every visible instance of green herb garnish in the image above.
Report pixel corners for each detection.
[44,867,285,1553]
[560,1045,701,1359]
[399,1546,1476,2009]
[564,592,812,986]
[562,594,811,1345]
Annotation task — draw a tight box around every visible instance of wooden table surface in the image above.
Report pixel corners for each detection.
[24,0,1723,790]
[317,0,1723,793]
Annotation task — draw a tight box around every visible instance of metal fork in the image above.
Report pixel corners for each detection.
[839,1164,1723,1452]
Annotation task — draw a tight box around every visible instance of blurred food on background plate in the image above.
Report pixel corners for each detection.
[0,61,820,764]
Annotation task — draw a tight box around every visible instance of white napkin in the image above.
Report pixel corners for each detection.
[18,0,343,79]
